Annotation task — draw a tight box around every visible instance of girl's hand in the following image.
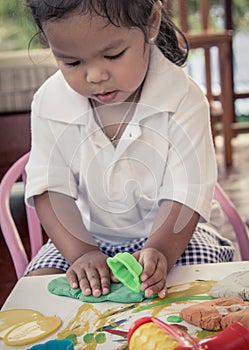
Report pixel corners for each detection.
[66,250,111,297]
[133,248,168,298]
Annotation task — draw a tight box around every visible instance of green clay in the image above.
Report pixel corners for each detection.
[48,276,155,303]
[95,333,106,344]
[83,333,95,343]
[167,315,183,323]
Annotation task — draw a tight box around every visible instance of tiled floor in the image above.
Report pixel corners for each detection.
[1,134,249,308]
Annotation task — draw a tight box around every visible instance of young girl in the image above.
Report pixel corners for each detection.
[24,0,234,299]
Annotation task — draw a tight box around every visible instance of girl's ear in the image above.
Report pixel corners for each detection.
[148,0,162,42]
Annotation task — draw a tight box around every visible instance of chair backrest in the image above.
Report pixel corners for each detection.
[167,0,229,33]
[214,183,249,261]
[167,0,235,167]
[168,0,209,32]
[170,0,223,98]
[0,152,43,279]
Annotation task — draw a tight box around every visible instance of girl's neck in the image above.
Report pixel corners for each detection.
[90,88,140,144]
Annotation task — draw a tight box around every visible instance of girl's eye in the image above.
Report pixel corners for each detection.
[64,61,80,67]
[105,49,126,60]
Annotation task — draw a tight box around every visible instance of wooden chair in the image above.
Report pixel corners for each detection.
[167,0,235,166]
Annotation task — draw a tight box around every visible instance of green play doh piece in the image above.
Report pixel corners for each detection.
[167,315,183,323]
[48,276,153,303]
[95,333,106,344]
[107,252,143,293]
[65,334,77,345]
[83,333,95,343]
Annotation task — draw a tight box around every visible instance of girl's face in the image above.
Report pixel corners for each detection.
[43,14,153,105]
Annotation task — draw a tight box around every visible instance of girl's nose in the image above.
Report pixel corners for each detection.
[86,66,109,84]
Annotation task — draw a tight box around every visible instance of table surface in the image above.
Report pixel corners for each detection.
[1,261,249,349]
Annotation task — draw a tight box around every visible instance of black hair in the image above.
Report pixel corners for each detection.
[26,0,188,66]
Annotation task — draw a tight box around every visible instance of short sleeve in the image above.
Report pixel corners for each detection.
[158,79,217,221]
[25,92,79,207]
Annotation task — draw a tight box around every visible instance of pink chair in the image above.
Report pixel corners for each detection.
[214,183,249,261]
[0,153,248,280]
[0,152,43,279]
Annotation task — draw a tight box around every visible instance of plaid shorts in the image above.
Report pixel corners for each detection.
[24,225,234,275]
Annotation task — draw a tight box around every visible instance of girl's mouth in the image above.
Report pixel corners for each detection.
[95,90,118,103]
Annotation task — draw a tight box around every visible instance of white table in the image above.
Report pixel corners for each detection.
[1,261,249,349]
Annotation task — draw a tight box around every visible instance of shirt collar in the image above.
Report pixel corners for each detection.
[138,45,188,115]
[35,70,91,125]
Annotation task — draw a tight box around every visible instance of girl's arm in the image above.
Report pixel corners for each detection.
[146,199,200,269]
[135,200,200,297]
[34,191,111,296]
[34,191,99,263]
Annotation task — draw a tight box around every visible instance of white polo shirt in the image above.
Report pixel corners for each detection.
[26,46,220,244]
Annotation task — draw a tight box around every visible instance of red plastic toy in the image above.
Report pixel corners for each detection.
[128,316,249,350]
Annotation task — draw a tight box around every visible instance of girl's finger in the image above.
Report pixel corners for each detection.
[99,273,111,295]
[140,256,157,281]
[78,271,92,296]
[98,265,111,295]
[141,273,166,291]
[158,288,167,298]
[144,279,166,297]
[85,268,102,297]
[66,269,79,289]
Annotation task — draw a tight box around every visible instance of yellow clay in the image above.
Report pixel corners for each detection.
[0,309,43,339]
[4,316,62,346]
[129,322,181,350]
